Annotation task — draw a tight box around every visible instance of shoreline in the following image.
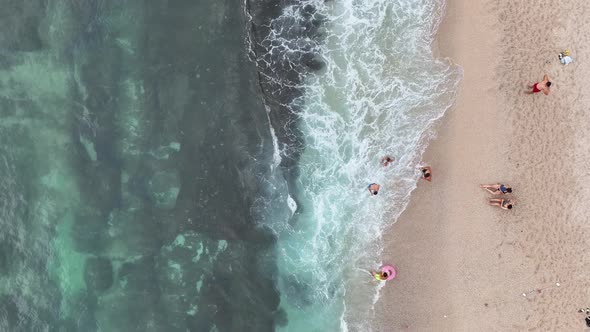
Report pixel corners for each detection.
[376,0,590,330]
[376,0,509,329]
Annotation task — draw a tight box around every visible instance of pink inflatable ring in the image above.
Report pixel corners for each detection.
[378,265,396,281]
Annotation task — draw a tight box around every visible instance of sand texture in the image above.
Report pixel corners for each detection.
[376,0,590,331]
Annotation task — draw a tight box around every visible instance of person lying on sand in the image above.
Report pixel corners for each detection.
[380,155,394,167]
[489,198,514,210]
[527,74,551,95]
[367,183,380,195]
[420,166,432,182]
[480,183,512,195]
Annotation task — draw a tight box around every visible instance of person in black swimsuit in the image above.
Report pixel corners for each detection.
[480,183,512,195]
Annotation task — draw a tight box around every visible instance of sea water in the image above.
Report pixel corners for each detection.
[250,0,461,330]
[0,0,459,331]
[1,1,283,331]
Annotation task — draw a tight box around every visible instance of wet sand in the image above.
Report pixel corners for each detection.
[376,0,590,330]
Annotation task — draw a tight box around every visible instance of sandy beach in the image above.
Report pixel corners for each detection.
[376,0,590,331]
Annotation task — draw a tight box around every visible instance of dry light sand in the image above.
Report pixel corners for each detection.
[376,0,590,331]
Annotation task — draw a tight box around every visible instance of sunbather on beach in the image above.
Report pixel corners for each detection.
[381,155,394,166]
[480,183,512,195]
[489,198,514,210]
[527,74,551,95]
[420,166,432,182]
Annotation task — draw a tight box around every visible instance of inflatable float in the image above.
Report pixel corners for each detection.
[375,265,396,281]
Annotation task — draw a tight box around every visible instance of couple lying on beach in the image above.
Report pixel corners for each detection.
[480,183,515,210]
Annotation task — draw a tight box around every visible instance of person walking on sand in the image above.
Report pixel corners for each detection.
[368,183,380,196]
[480,183,512,195]
[489,198,515,210]
[527,74,551,95]
[420,166,432,182]
[381,155,394,167]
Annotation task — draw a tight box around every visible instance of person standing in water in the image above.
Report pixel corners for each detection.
[420,166,432,182]
[527,74,551,95]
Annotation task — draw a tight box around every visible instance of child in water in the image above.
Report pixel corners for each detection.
[370,265,396,281]
[373,270,389,281]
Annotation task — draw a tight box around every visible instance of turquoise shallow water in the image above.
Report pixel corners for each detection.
[1,1,284,331]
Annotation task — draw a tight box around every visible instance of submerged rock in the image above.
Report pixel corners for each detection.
[0,295,20,330]
[148,170,180,209]
[0,241,17,275]
[84,257,114,292]
[69,291,98,332]
[56,318,78,332]
[0,7,45,52]
[71,213,107,254]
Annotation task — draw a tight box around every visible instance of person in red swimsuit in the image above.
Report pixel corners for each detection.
[527,74,551,95]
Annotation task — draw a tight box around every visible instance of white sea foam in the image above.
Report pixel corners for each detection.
[261,0,461,330]
[265,105,283,171]
[287,194,297,216]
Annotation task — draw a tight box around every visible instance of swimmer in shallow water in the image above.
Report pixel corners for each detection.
[370,265,396,281]
[381,155,394,167]
[367,183,380,196]
[480,183,512,195]
[372,271,389,281]
[420,166,432,182]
